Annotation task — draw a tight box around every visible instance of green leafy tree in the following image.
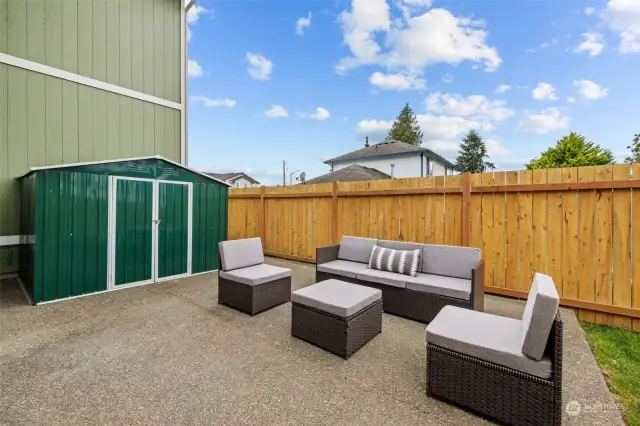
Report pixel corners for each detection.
[526,132,615,169]
[386,103,423,146]
[454,129,496,173]
[625,134,640,163]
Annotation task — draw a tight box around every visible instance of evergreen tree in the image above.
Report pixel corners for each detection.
[454,129,496,173]
[526,132,615,169]
[386,103,423,146]
[365,136,370,147]
[625,134,640,163]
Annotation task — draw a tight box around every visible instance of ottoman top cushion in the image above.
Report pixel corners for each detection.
[292,279,382,317]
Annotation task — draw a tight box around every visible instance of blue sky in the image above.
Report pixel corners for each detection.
[186,0,640,185]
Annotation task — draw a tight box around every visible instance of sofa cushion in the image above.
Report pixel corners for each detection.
[219,237,264,271]
[521,273,560,361]
[422,244,480,279]
[338,236,378,264]
[376,240,424,271]
[426,306,552,379]
[219,264,291,286]
[368,245,421,277]
[292,279,382,317]
[317,260,370,279]
[406,274,471,300]
[356,269,407,288]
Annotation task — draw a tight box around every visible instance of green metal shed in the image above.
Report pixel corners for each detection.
[18,156,230,304]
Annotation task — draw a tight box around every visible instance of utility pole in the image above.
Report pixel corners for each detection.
[282,160,286,186]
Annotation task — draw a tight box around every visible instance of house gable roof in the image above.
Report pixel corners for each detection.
[303,164,390,185]
[324,140,455,168]
[204,172,260,185]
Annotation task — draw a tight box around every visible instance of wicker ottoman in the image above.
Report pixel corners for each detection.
[291,279,382,359]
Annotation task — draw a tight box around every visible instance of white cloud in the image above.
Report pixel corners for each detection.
[188,60,204,77]
[358,114,492,141]
[585,7,596,16]
[246,53,273,80]
[484,139,510,156]
[301,107,331,120]
[573,79,610,100]
[517,108,569,134]
[532,82,558,100]
[495,84,511,94]
[403,0,433,6]
[336,2,501,74]
[574,32,605,56]
[264,105,288,118]
[190,96,237,108]
[296,12,312,35]
[369,71,426,91]
[426,93,514,121]
[603,0,640,53]
[442,73,454,84]
[568,97,577,103]
[187,5,208,43]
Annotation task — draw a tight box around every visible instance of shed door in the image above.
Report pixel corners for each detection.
[155,181,192,280]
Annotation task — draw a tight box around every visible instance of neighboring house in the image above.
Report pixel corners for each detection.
[0,0,192,274]
[303,164,390,185]
[206,172,261,188]
[324,140,455,179]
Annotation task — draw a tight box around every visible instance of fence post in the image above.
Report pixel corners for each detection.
[259,186,266,243]
[461,173,471,247]
[332,181,339,244]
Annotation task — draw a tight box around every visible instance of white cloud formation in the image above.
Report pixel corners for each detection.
[246,53,273,80]
[187,5,207,43]
[585,7,596,15]
[517,108,569,134]
[568,97,577,103]
[264,105,288,118]
[301,107,331,120]
[574,32,605,56]
[573,79,610,100]
[369,72,426,90]
[190,96,237,108]
[336,1,501,74]
[441,73,454,84]
[532,82,558,100]
[426,93,514,121]
[495,84,511,94]
[296,12,312,35]
[603,0,640,53]
[188,60,204,77]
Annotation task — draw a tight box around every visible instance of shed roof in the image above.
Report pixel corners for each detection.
[303,164,391,184]
[324,140,455,168]
[19,156,232,187]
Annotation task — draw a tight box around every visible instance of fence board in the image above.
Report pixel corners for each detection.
[562,168,579,301]
[492,172,506,288]
[517,170,534,291]
[594,165,614,325]
[577,167,597,323]
[505,171,519,290]
[612,164,632,329]
[632,164,640,332]
[532,169,548,288]
[546,168,563,295]
[481,172,495,287]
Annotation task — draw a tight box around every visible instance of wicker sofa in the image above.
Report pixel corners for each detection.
[316,236,484,324]
[426,273,563,426]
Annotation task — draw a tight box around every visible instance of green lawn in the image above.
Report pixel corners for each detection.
[582,322,640,426]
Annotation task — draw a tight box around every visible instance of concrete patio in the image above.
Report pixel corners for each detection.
[0,258,624,425]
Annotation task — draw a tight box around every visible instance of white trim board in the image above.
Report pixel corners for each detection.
[0,235,34,247]
[0,53,182,111]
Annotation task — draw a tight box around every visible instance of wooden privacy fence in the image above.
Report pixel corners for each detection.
[229,164,640,331]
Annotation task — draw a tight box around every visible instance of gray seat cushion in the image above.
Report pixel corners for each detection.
[426,306,552,379]
[317,260,370,278]
[356,269,407,288]
[422,244,480,279]
[521,273,560,361]
[219,264,291,286]
[406,274,471,300]
[292,279,382,317]
[219,237,264,271]
[338,236,378,264]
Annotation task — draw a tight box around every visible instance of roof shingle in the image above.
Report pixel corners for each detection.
[303,164,390,185]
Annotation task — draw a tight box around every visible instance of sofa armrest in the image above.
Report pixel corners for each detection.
[316,245,339,265]
[471,260,485,312]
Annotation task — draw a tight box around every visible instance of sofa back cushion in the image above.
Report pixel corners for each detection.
[520,273,559,360]
[219,237,264,271]
[368,245,421,277]
[377,240,424,271]
[338,236,378,264]
[422,244,480,279]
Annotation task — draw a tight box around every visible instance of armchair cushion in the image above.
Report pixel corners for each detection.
[406,274,471,300]
[426,306,552,379]
[317,259,370,278]
[521,273,560,361]
[337,236,378,264]
[422,244,480,279]
[219,264,291,286]
[219,237,264,271]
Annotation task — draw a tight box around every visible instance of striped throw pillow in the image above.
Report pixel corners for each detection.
[368,245,421,277]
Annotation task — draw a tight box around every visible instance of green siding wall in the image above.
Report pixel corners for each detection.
[31,171,109,303]
[192,183,229,274]
[0,0,182,273]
